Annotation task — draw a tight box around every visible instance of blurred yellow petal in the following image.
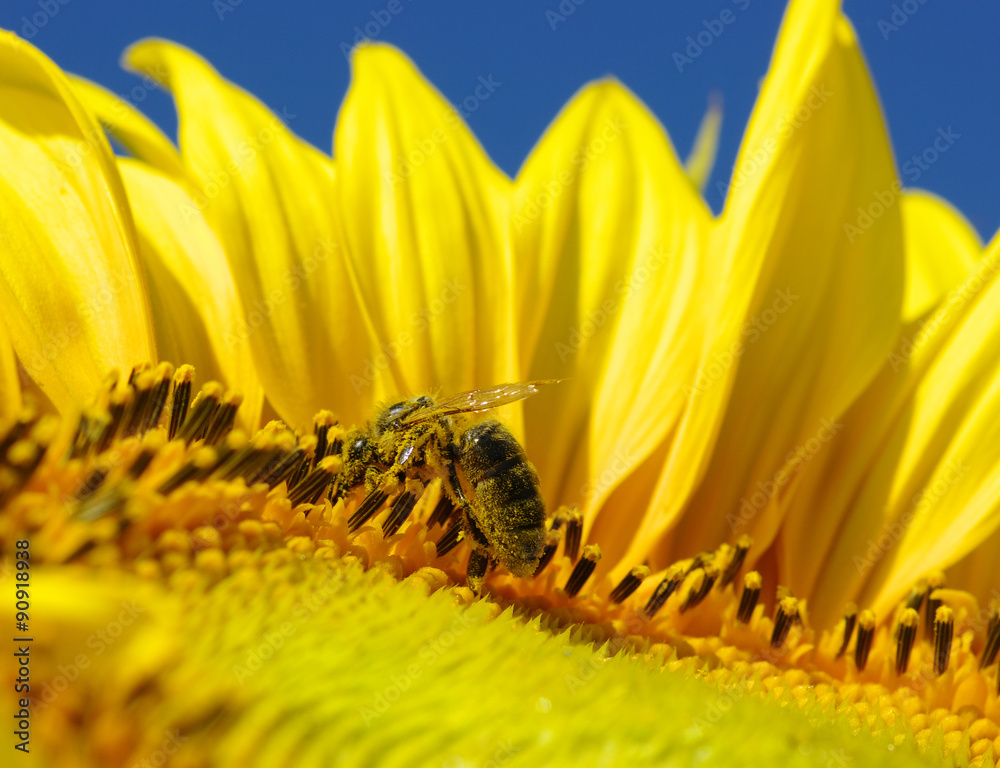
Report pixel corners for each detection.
[900,190,981,321]
[69,75,187,181]
[118,158,263,429]
[0,317,21,419]
[126,39,370,430]
[684,93,723,192]
[641,0,904,572]
[0,32,154,411]
[511,81,711,566]
[335,45,516,407]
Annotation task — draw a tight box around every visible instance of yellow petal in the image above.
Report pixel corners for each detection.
[638,0,905,571]
[860,235,1000,615]
[900,190,981,322]
[783,227,992,626]
[684,93,723,192]
[0,32,154,411]
[0,317,22,419]
[511,81,711,566]
[69,74,187,181]
[118,158,263,429]
[126,39,371,430]
[335,45,516,407]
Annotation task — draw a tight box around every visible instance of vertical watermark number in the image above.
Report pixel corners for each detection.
[13,539,32,754]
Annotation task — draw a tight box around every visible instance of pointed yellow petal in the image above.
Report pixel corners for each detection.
[69,74,187,181]
[126,39,371,430]
[634,0,905,572]
[773,192,981,625]
[684,93,722,192]
[0,32,154,411]
[782,235,995,625]
[900,190,981,322]
[118,158,263,429]
[335,45,516,406]
[511,81,711,566]
[860,235,1000,615]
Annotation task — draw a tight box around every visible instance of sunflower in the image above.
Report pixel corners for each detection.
[2,0,999,765]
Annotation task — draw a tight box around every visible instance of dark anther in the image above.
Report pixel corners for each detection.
[933,606,954,676]
[770,597,799,649]
[563,510,582,563]
[644,566,684,619]
[177,385,223,444]
[121,373,155,438]
[720,534,752,588]
[564,545,601,598]
[609,565,650,604]
[736,572,762,624]
[288,457,338,507]
[127,448,157,479]
[905,582,927,614]
[312,411,337,468]
[168,368,194,441]
[980,604,1000,671]
[681,567,718,613]
[95,390,129,453]
[157,449,218,495]
[75,467,109,502]
[855,610,876,672]
[533,528,562,577]
[202,393,241,446]
[895,608,919,674]
[382,492,419,537]
[426,496,456,529]
[259,448,307,488]
[835,604,857,659]
[347,487,390,534]
[140,363,174,434]
[435,520,464,556]
[924,573,945,639]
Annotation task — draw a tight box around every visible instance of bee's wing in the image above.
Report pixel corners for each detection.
[401,380,562,425]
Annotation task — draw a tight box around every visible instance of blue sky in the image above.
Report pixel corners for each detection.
[4,0,998,240]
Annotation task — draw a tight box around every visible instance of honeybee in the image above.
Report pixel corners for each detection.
[338,381,557,594]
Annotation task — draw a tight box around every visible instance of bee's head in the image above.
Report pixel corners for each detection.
[374,395,434,434]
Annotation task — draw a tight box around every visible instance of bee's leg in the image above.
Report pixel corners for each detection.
[444,442,471,509]
[363,465,387,495]
[466,548,489,595]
